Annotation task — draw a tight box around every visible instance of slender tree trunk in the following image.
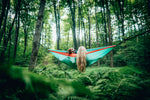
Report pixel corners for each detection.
[8,37,11,59]
[112,0,121,41]
[88,8,91,48]
[83,21,87,48]
[77,0,81,47]
[13,0,21,61]
[57,5,60,65]
[29,0,46,71]
[1,14,16,58]
[81,21,84,46]
[95,2,99,47]
[23,23,28,57]
[106,0,113,67]
[53,0,58,49]
[118,0,125,38]
[57,1,60,50]
[0,0,10,44]
[53,0,60,65]
[95,1,100,66]
[0,0,8,31]
[80,0,85,47]
[48,25,51,48]
[101,0,108,46]
[23,8,29,57]
[67,29,70,49]
[67,0,77,50]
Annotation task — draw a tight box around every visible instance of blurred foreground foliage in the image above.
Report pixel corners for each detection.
[1,63,150,100]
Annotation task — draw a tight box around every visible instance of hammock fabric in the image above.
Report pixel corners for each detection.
[48,45,116,68]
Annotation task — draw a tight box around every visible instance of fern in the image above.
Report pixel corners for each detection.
[1,64,150,100]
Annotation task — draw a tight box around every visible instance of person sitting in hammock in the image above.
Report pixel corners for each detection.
[76,46,87,73]
[48,45,116,72]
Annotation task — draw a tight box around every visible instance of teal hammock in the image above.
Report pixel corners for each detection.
[48,45,116,68]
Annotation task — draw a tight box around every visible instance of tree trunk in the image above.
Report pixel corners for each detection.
[13,0,21,61]
[67,29,70,49]
[95,1,99,47]
[0,0,10,43]
[23,23,28,57]
[106,0,113,67]
[29,0,46,71]
[83,21,87,48]
[112,0,121,41]
[118,0,125,38]
[53,0,60,50]
[77,0,81,47]
[0,14,16,58]
[67,0,77,50]
[0,0,8,31]
[95,1,100,66]
[88,8,91,49]
[80,0,86,47]
[57,1,60,50]
[101,0,108,46]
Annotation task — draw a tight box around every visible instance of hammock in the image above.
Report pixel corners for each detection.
[48,45,116,68]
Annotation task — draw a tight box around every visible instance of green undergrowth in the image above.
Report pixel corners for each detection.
[0,63,150,100]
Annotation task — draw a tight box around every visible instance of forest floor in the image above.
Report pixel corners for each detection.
[0,55,150,100]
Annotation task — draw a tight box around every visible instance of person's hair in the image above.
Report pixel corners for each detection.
[76,46,87,72]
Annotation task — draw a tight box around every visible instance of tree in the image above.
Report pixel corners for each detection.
[111,0,125,40]
[95,0,100,66]
[0,14,16,58]
[13,0,21,61]
[53,0,60,50]
[77,0,81,47]
[106,0,113,67]
[87,7,91,49]
[29,0,46,71]
[101,0,108,46]
[0,0,10,43]
[0,0,9,31]
[22,2,31,57]
[67,0,77,50]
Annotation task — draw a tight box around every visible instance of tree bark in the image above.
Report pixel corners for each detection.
[0,0,10,43]
[0,0,8,31]
[88,8,91,49]
[118,0,125,37]
[101,0,108,46]
[112,0,121,41]
[106,0,113,67]
[23,22,28,57]
[67,0,77,50]
[67,29,70,49]
[95,1,99,47]
[0,14,16,58]
[53,0,60,50]
[95,0,100,66]
[29,0,46,71]
[57,1,60,50]
[82,21,87,48]
[77,0,81,47]
[13,0,21,61]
